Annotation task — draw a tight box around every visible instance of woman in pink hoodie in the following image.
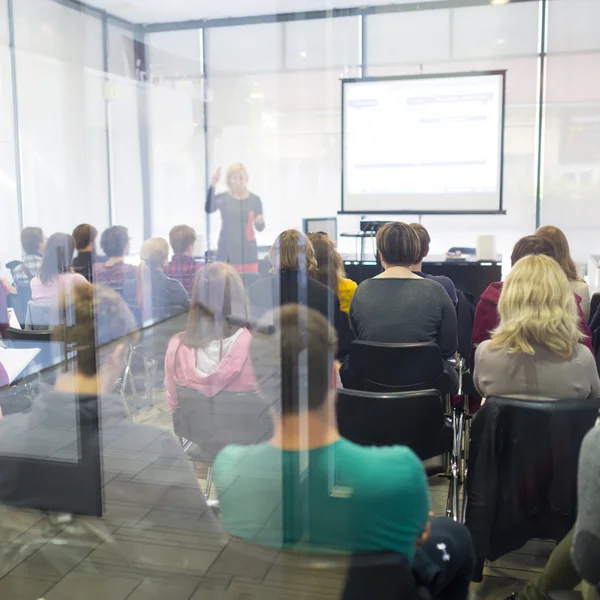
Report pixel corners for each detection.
[165,262,256,411]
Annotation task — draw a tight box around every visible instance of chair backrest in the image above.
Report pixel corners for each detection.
[466,396,600,578]
[172,386,273,460]
[25,300,55,331]
[0,284,8,337]
[238,272,261,289]
[337,388,452,461]
[348,341,444,393]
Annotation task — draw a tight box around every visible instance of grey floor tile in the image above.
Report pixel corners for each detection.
[126,578,199,600]
[484,563,543,582]
[86,539,220,577]
[42,570,141,600]
[223,579,338,599]
[0,574,54,600]
[207,539,278,579]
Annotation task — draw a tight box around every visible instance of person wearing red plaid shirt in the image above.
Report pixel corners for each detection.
[165,225,200,296]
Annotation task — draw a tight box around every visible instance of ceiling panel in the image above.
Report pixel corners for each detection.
[84,0,431,24]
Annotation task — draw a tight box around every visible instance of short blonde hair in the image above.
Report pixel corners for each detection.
[140,237,169,269]
[270,230,317,273]
[225,162,249,194]
[491,254,583,357]
[376,222,421,267]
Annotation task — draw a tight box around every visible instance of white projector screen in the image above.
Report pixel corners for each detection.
[341,71,506,214]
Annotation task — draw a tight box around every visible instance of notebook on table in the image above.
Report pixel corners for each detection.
[0,347,40,384]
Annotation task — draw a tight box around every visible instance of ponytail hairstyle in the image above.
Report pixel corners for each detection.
[136,238,169,316]
[39,233,75,285]
[306,233,346,295]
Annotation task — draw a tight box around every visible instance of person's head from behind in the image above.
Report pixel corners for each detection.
[169,225,197,256]
[492,254,582,358]
[251,305,338,420]
[226,162,249,197]
[136,237,170,310]
[72,224,98,253]
[53,284,138,389]
[183,262,249,347]
[510,235,557,267]
[376,221,421,269]
[409,223,431,267]
[306,233,345,294]
[21,227,44,256]
[535,225,581,281]
[39,233,75,285]
[269,230,317,274]
[100,225,130,259]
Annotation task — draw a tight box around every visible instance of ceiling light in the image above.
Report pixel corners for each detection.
[490,0,510,4]
[250,92,264,100]
[300,51,307,58]
[497,38,507,44]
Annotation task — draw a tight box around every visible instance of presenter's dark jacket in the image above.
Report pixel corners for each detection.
[205,187,264,266]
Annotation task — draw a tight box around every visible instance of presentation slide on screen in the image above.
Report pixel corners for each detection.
[343,73,504,213]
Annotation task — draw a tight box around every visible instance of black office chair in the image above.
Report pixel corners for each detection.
[172,386,273,500]
[337,388,454,460]
[344,341,451,394]
[465,396,600,581]
[337,388,457,517]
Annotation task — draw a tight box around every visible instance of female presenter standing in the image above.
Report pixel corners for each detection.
[205,163,265,273]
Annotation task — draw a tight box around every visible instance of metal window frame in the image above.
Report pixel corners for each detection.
[8,0,547,244]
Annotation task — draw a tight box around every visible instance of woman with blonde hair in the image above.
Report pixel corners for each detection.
[536,225,590,320]
[205,163,265,273]
[123,237,190,322]
[248,229,342,339]
[164,262,255,410]
[307,233,357,314]
[474,254,600,400]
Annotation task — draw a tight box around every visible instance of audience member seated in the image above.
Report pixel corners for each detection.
[164,262,255,411]
[347,221,458,388]
[123,237,190,322]
[474,254,600,401]
[536,225,591,321]
[9,226,44,287]
[573,424,600,598]
[165,224,201,296]
[471,235,593,353]
[307,232,357,314]
[410,223,458,304]
[214,305,475,599]
[72,223,101,281]
[0,284,218,570]
[93,225,135,289]
[30,233,88,303]
[0,268,14,296]
[248,229,341,331]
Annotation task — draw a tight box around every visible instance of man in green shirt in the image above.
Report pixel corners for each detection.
[214,305,474,599]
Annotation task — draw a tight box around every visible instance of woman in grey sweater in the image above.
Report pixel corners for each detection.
[344,222,458,390]
[474,254,600,401]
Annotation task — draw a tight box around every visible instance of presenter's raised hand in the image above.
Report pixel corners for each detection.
[211,167,222,188]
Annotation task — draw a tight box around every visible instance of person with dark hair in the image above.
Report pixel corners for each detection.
[307,232,357,314]
[72,223,99,282]
[410,223,457,304]
[0,284,217,572]
[214,304,475,599]
[350,221,458,356]
[10,227,45,287]
[93,225,135,290]
[164,262,255,410]
[471,235,592,352]
[29,233,88,302]
[123,237,189,323]
[165,225,200,295]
